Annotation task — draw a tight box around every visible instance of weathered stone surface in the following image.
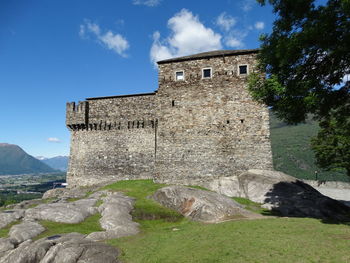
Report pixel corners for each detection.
[152,186,262,223]
[9,221,45,244]
[25,198,97,223]
[6,199,45,210]
[0,233,120,263]
[66,50,273,187]
[87,192,139,241]
[0,238,14,253]
[206,169,350,221]
[0,210,24,229]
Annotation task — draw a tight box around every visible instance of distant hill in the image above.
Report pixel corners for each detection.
[38,156,69,172]
[269,113,348,182]
[0,143,57,175]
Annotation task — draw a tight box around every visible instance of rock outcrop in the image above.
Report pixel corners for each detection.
[25,198,98,224]
[9,221,45,244]
[0,233,120,263]
[205,169,350,221]
[0,210,24,229]
[152,186,263,223]
[87,192,139,241]
[0,188,140,262]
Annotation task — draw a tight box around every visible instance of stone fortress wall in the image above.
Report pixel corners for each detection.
[66,49,273,187]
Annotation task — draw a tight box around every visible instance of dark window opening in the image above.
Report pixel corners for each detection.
[226,120,230,124]
[240,119,244,123]
[239,65,248,75]
[172,100,175,107]
[175,71,184,81]
[203,68,212,78]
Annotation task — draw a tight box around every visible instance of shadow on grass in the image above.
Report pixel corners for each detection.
[263,180,350,225]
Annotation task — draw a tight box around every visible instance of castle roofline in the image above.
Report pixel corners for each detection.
[157,49,260,64]
[86,91,157,101]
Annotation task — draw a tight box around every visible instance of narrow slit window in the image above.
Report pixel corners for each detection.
[175,71,184,81]
[202,68,212,79]
[240,119,244,123]
[239,65,248,75]
[172,100,175,107]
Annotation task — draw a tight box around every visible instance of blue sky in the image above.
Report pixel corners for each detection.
[0,0,275,158]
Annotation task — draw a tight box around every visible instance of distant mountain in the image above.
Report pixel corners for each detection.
[38,156,69,172]
[0,143,57,175]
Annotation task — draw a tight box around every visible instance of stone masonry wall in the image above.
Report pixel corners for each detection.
[154,53,273,184]
[66,50,273,187]
[66,94,156,187]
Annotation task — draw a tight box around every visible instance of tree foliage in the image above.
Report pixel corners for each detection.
[249,0,350,176]
[249,0,350,124]
[311,103,350,176]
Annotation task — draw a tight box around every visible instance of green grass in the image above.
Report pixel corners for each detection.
[100,180,350,263]
[270,112,349,182]
[109,217,350,263]
[232,197,273,215]
[35,213,103,240]
[0,220,21,238]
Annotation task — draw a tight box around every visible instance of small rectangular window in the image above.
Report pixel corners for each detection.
[202,68,212,79]
[239,65,248,75]
[175,71,184,81]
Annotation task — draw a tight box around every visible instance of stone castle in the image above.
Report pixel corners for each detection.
[66,49,273,187]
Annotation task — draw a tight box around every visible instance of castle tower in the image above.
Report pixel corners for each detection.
[154,49,273,184]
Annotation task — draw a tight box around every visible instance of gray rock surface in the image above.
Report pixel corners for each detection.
[152,186,262,223]
[0,238,14,253]
[6,199,46,210]
[0,210,24,229]
[25,198,97,224]
[43,187,89,200]
[9,221,45,244]
[206,169,350,221]
[0,233,120,263]
[87,192,139,241]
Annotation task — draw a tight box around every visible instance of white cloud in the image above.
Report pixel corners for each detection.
[216,12,236,31]
[255,21,265,30]
[79,20,129,57]
[133,0,161,7]
[48,137,61,143]
[150,9,222,65]
[224,29,248,48]
[240,0,256,12]
[225,37,244,48]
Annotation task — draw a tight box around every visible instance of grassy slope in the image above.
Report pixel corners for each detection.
[269,113,348,181]
[103,180,350,263]
[1,180,349,262]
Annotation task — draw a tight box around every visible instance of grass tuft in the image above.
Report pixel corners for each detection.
[0,220,21,238]
[35,213,103,240]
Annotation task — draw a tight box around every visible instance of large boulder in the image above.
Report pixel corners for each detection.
[87,192,139,241]
[9,221,45,244]
[205,169,350,221]
[0,233,120,263]
[25,198,98,224]
[0,239,14,253]
[0,210,24,229]
[152,186,262,223]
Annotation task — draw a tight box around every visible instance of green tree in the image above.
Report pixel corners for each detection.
[311,104,350,176]
[249,0,350,175]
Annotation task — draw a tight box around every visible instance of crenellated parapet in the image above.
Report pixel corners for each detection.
[66,101,89,131]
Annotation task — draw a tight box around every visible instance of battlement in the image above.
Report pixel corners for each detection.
[66,101,89,130]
